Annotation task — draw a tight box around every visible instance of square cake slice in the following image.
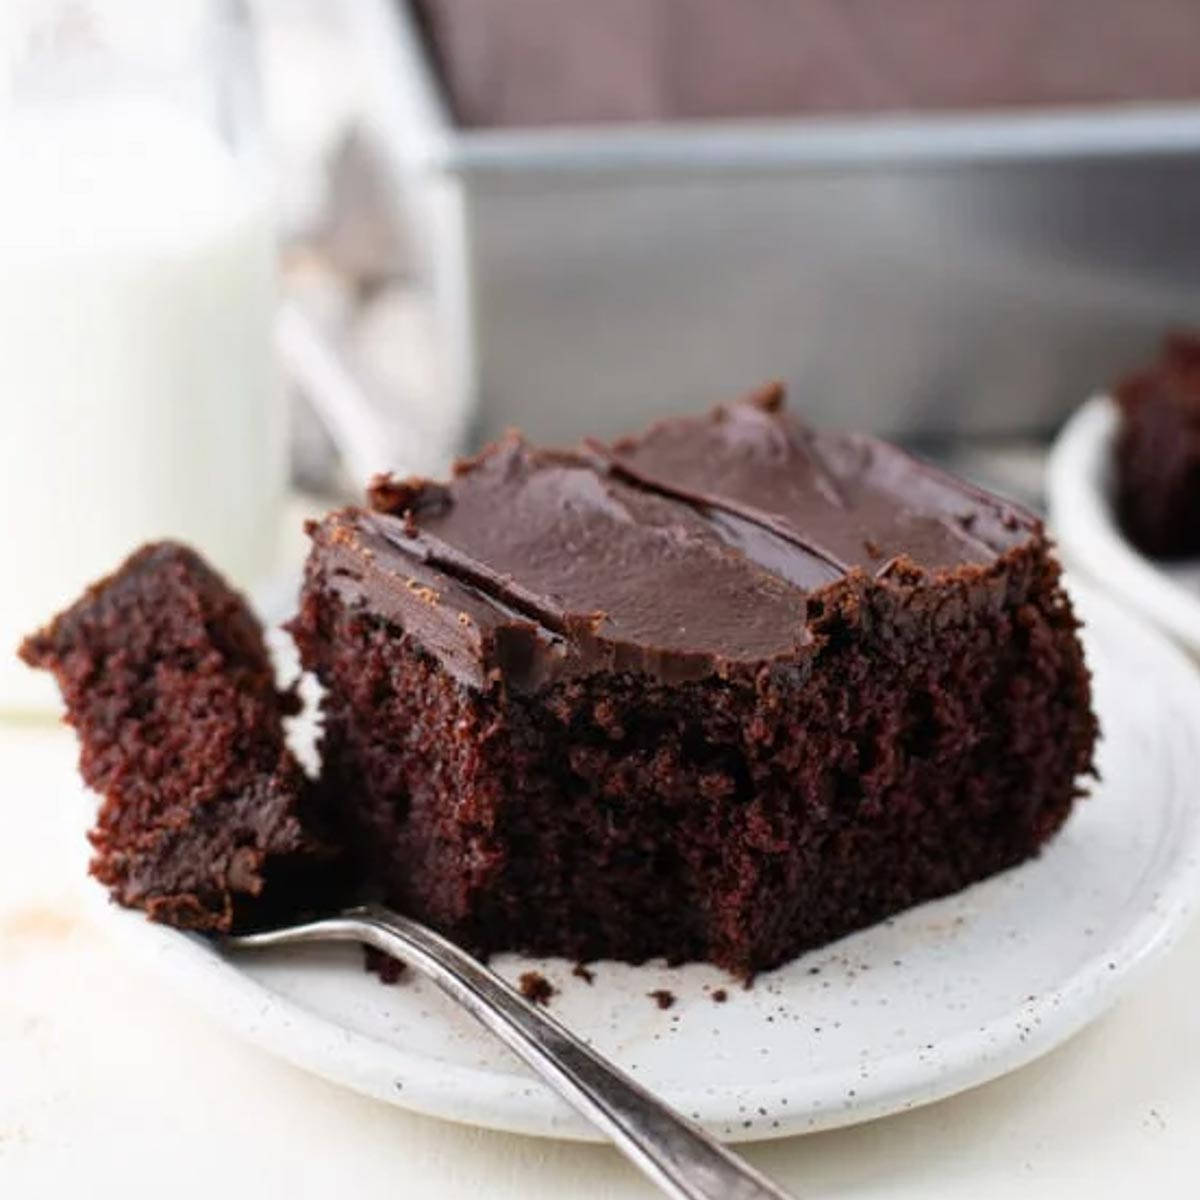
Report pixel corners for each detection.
[1114,331,1200,558]
[290,386,1097,975]
[21,543,335,932]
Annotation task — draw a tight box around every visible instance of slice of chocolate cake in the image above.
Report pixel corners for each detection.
[291,386,1097,976]
[1113,331,1200,559]
[21,542,333,932]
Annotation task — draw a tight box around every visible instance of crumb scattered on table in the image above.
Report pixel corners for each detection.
[365,946,406,984]
[571,963,595,984]
[519,971,556,1006]
[648,989,676,1010]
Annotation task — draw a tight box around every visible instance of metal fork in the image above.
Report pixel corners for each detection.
[225,903,793,1200]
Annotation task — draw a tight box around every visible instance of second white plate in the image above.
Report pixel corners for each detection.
[88,579,1200,1142]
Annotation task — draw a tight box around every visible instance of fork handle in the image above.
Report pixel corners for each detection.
[234,903,793,1200]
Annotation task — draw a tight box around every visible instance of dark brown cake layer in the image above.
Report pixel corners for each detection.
[21,543,335,932]
[414,0,1200,128]
[1114,332,1200,559]
[292,388,1096,975]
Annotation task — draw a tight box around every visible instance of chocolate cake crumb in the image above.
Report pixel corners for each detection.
[367,473,453,519]
[712,988,728,1004]
[649,989,676,1011]
[571,963,595,984]
[518,971,555,1006]
[365,946,407,984]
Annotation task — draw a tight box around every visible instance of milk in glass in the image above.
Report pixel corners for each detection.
[0,97,281,711]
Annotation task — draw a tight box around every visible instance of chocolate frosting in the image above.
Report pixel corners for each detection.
[311,388,1038,691]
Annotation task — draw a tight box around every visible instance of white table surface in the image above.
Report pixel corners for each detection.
[4,717,1200,1200]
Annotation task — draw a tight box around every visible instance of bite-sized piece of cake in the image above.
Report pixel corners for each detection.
[21,542,335,932]
[1113,331,1200,559]
[290,386,1097,976]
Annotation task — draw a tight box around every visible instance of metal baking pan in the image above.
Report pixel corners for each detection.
[353,0,1200,442]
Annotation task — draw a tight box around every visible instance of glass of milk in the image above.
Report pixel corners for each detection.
[0,0,283,712]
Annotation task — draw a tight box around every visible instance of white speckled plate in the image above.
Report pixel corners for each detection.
[86,578,1200,1142]
[1049,395,1200,657]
